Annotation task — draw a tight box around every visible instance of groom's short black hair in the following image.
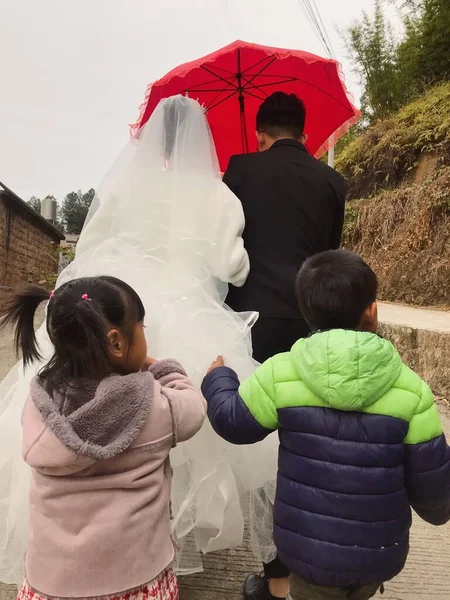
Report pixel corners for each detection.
[256,92,306,139]
[296,249,378,331]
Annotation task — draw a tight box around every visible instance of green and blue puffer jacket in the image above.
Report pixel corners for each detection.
[202,330,450,587]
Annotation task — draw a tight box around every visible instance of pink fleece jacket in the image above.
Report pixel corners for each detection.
[22,359,206,599]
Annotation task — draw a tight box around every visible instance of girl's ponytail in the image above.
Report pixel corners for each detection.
[0,285,50,366]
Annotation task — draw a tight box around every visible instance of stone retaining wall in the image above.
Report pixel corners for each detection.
[380,323,449,398]
[378,303,450,398]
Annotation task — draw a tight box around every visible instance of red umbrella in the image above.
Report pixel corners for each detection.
[130,40,360,172]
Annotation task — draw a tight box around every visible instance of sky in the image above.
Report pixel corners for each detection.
[0,0,402,202]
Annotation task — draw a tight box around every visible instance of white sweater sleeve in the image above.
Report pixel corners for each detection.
[208,183,250,287]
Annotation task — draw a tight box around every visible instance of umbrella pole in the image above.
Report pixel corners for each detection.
[328,145,335,169]
[327,133,335,169]
[237,49,249,154]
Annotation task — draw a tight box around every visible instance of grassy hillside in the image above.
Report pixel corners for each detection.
[336,83,450,200]
[343,167,450,308]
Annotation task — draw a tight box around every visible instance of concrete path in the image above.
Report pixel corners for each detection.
[379,302,450,333]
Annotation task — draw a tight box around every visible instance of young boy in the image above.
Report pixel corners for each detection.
[202,249,450,600]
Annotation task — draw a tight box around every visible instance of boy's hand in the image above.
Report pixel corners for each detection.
[143,356,157,370]
[208,356,225,373]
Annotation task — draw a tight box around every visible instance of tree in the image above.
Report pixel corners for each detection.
[343,0,402,124]
[395,14,423,96]
[417,0,450,83]
[60,188,95,234]
[394,0,450,94]
[346,0,450,125]
[27,196,41,213]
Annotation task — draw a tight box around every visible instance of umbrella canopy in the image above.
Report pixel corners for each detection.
[131,40,360,172]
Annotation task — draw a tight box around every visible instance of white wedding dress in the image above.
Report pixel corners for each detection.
[0,96,278,584]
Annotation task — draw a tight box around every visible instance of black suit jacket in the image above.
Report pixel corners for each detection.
[223,139,346,318]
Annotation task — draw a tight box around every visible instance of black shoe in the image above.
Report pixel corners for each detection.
[244,574,286,600]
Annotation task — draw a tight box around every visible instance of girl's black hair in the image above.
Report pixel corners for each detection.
[0,276,145,388]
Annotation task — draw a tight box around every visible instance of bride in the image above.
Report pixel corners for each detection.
[0,95,278,583]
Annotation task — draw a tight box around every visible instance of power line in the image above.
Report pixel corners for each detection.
[304,0,334,57]
[296,0,338,167]
[296,0,335,58]
[311,0,335,56]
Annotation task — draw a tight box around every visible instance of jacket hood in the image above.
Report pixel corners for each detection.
[291,330,402,411]
[25,372,153,469]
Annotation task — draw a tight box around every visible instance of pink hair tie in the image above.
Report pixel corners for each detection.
[81,294,91,301]
[49,290,55,300]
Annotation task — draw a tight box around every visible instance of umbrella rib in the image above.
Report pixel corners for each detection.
[245,74,299,80]
[200,65,238,89]
[241,75,354,112]
[207,88,242,111]
[185,78,238,110]
[200,64,238,77]
[205,85,238,110]
[244,77,299,90]
[202,79,354,114]
[185,78,230,91]
[241,54,275,75]
[242,56,277,87]
[272,76,355,112]
[242,88,267,101]
[184,88,239,93]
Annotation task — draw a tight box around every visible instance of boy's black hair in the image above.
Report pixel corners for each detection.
[0,276,145,389]
[256,92,306,140]
[296,249,378,331]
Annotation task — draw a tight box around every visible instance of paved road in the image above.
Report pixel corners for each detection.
[379,302,450,333]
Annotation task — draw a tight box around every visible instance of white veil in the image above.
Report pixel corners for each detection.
[0,96,278,584]
[77,95,231,301]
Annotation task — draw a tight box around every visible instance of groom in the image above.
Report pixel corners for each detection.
[223,92,346,600]
[224,91,345,364]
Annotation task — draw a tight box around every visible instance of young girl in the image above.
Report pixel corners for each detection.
[1,275,206,600]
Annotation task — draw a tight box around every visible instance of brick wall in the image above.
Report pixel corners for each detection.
[0,198,60,307]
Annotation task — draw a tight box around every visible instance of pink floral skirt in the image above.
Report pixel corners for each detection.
[17,569,178,600]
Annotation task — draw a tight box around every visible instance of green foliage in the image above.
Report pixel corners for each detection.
[27,196,41,212]
[60,188,95,234]
[342,205,359,240]
[418,0,450,82]
[344,0,450,125]
[332,126,360,161]
[336,82,450,198]
[27,190,94,233]
[345,1,401,123]
[29,245,76,289]
[395,14,423,96]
